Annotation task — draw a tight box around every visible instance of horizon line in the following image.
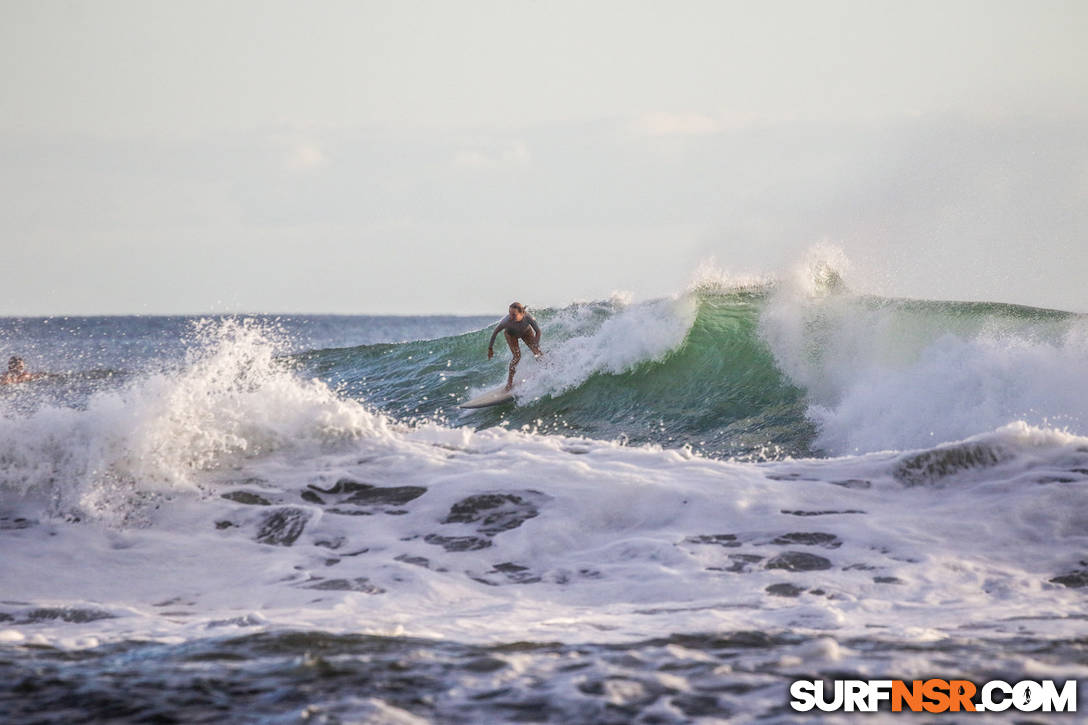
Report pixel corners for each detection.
[0,311,500,319]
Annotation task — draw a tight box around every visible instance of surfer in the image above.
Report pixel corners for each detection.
[1,356,44,385]
[488,302,542,391]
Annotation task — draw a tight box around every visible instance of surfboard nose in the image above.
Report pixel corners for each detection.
[460,387,515,409]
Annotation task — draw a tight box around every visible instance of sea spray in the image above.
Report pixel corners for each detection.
[0,318,389,522]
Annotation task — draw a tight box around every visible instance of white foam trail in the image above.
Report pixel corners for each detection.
[5,416,1088,653]
[512,295,697,401]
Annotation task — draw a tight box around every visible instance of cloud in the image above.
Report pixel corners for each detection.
[285,142,327,171]
[632,112,719,137]
[452,140,530,168]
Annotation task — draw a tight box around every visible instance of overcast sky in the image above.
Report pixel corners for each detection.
[1,0,1086,314]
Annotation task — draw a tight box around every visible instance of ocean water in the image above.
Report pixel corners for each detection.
[3,270,1088,723]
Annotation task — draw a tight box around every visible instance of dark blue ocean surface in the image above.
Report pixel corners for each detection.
[0,314,495,373]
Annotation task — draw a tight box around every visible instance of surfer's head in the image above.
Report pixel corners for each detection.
[8,356,25,374]
[509,302,526,320]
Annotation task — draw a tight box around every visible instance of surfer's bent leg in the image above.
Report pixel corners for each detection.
[521,331,542,358]
[505,331,520,390]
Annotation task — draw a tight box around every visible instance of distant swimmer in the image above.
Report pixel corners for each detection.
[488,302,542,392]
[1,356,45,385]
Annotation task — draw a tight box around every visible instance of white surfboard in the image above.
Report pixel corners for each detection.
[459,386,514,409]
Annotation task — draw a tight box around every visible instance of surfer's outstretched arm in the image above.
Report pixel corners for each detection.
[487,318,508,359]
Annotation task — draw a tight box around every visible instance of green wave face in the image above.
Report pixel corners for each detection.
[549,291,817,459]
[298,292,817,460]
